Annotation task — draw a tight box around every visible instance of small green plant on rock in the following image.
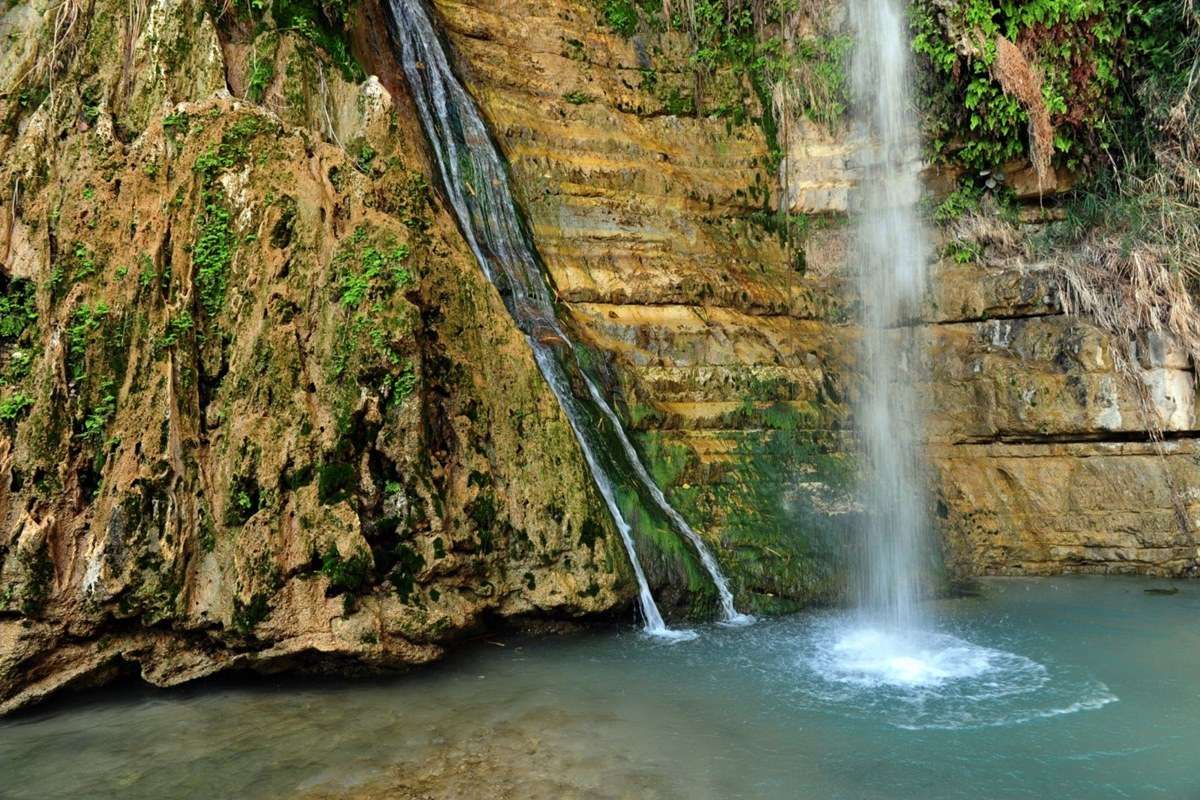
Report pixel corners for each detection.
[563,90,595,105]
[320,544,371,594]
[0,393,33,423]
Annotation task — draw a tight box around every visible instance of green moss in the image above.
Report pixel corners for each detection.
[247,32,280,103]
[562,90,595,105]
[16,542,53,617]
[78,379,117,445]
[198,504,217,552]
[635,384,854,614]
[387,543,425,603]
[225,473,263,526]
[349,137,377,174]
[594,0,847,167]
[232,593,271,633]
[216,0,364,83]
[320,544,371,594]
[326,225,418,422]
[579,518,605,550]
[190,118,271,319]
[317,461,356,505]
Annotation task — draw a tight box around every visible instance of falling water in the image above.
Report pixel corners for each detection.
[849,0,930,630]
[385,0,751,636]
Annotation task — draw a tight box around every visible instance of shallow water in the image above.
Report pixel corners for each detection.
[2,577,1198,799]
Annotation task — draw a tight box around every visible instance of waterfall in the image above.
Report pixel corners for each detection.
[849,0,930,630]
[385,0,752,635]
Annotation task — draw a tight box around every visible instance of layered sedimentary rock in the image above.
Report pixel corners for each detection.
[2,0,1196,716]
[430,0,1200,582]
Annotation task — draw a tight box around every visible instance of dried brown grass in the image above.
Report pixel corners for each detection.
[993,36,1054,194]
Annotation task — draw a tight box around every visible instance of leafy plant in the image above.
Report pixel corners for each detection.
[0,393,33,422]
[910,0,1196,173]
[320,544,371,594]
[78,380,117,444]
[562,90,595,105]
[0,278,37,341]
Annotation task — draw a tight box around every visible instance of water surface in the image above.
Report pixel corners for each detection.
[2,577,1196,799]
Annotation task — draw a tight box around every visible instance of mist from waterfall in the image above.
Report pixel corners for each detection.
[385,0,751,637]
[849,0,931,630]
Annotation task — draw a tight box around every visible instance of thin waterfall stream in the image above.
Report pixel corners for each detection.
[384,0,751,636]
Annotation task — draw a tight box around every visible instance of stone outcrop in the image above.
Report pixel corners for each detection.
[1,0,1196,715]
[429,0,1200,583]
[0,0,632,715]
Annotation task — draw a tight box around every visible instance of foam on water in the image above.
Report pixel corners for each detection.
[785,614,1118,730]
[820,626,997,687]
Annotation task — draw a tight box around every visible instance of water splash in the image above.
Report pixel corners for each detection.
[849,0,931,629]
[792,614,1118,730]
[385,0,749,635]
[827,2,1093,721]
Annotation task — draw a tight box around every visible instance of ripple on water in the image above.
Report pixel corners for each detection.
[785,616,1118,730]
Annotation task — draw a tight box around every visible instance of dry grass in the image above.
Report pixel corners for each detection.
[947,12,1199,530]
[993,36,1054,193]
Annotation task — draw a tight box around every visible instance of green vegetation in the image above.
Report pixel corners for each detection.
[191,116,276,318]
[214,0,364,85]
[600,0,644,36]
[327,225,418,426]
[349,139,377,174]
[78,380,117,444]
[386,543,425,603]
[320,544,371,594]
[337,239,411,307]
[163,111,191,140]
[16,542,53,617]
[67,302,110,384]
[318,461,357,505]
[634,383,852,614]
[0,277,36,342]
[247,32,281,103]
[155,311,195,352]
[922,3,1200,385]
[232,593,271,633]
[911,0,1196,173]
[595,0,851,155]
[0,393,33,423]
[563,90,596,105]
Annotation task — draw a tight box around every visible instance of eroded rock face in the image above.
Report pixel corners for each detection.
[428,0,1199,586]
[2,0,1196,715]
[0,0,632,714]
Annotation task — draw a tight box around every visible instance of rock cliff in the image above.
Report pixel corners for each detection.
[0,0,633,715]
[427,0,1199,582]
[0,0,1195,713]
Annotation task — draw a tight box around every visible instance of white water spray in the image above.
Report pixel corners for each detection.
[849,0,931,631]
[386,0,750,637]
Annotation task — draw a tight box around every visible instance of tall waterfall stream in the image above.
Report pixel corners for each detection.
[818,0,1047,693]
[385,0,751,636]
[850,0,931,630]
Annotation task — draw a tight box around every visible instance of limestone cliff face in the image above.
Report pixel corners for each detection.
[0,0,633,714]
[2,0,1196,715]
[429,0,1200,582]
